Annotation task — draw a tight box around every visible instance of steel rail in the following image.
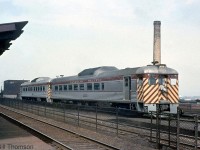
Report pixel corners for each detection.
[1,101,199,149]
[0,112,73,150]
[0,106,120,150]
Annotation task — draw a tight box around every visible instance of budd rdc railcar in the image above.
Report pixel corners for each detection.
[20,21,179,113]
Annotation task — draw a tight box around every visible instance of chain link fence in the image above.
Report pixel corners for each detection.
[1,98,199,149]
[0,98,150,138]
[150,104,200,150]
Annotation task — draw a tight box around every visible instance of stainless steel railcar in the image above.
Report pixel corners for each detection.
[136,65,179,113]
[20,77,52,102]
[20,21,179,113]
[50,66,138,105]
[20,65,179,113]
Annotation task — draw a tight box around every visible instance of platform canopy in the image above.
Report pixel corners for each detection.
[0,21,28,56]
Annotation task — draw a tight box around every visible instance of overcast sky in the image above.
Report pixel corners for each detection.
[0,0,200,96]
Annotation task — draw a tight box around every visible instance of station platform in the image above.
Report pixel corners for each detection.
[0,116,53,150]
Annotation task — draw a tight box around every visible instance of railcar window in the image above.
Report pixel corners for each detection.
[40,86,42,91]
[125,78,128,87]
[43,86,45,91]
[149,76,156,85]
[159,77,165,85]
[170,79,177,85]
[55,86,58,91]
[94,83,100,90]
[101,83,104,90]
[59,85,63,91]
[64,85,67,91]
[131,80,137,91]
[87,83,92,90]
[138,78,143,86]
[69,85,72,90]
[79,84,84,90]
[74,84,78,90]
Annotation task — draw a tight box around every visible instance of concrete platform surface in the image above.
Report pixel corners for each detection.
[0,116,54,150]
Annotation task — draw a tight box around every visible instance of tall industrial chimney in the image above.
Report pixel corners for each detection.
[153,21,161,65]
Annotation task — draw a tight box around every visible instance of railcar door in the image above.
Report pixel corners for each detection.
[123,76,131,100]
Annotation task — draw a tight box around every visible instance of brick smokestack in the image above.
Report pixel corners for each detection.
[153,21,161,65]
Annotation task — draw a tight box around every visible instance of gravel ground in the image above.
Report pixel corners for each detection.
[0,105,157,150]
[0,115,54,150]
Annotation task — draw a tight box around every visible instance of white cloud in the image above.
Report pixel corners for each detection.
[11,0,136,32]
[184,0,198,5]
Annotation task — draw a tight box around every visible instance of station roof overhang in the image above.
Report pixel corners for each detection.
[0,21,28,56]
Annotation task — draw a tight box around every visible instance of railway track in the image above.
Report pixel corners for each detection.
[1,100,199,149]
[0,107,120,150]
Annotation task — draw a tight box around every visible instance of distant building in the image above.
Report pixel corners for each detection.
[196,99,200,104]
[3,80,29,98]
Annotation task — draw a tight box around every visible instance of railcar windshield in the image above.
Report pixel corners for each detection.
[158,75,168,85]
[148,75,156,85]
[170,78,177,85]
[138,77,143,86]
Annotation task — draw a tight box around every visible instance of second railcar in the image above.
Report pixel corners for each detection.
[20,77,52,102]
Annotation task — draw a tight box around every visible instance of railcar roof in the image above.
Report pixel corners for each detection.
[51,66,140,83]
[31,77,51,83]
[136,65,178,74]
[21,77,51,86]
[99,67,139,77]
[78,66,118,76]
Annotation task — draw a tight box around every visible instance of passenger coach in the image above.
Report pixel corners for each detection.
[20,77,52,102]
